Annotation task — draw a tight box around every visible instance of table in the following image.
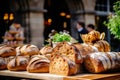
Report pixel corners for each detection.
[0,70,120,80]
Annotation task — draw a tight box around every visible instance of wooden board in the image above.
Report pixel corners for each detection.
[0,70,120,80]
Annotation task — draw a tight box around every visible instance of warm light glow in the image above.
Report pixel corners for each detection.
[3,13,8,20]
[66,15,71,18]
[48,18,52,23]
[60,12,66,16]
[10,13,14,20]
[63,22,67,28]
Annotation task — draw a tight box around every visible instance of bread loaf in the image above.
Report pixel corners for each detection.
[84,52,120,73]
[49,55,77,76]
[27,55,50,73]
[7,56,29,71]
[39,46,53,60]
[51,41,83,63]
[0,46,16,57]
[16,44,39,56]
[73,43,98,57]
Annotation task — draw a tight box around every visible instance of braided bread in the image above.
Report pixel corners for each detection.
[27,55,50,73]
[16,44,39,56]
[51,41,83,64]
[0,46,16,57]
[49,55,77,76]
[7,56,29,71]
[84,52,120,73]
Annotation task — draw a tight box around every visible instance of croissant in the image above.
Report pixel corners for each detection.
[16,44,39,56]
[0,46,16,57]
[7,56,29,71]
[27,55,50,73]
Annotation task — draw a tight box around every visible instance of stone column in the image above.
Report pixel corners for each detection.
[82,0,96,26]
[29,0,45,48]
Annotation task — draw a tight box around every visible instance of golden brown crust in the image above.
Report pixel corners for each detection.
[16,44,39,56]
[51,42,83,64]
[7,56,29,71]
[39,46,53,55]
[27,55,50,73]
[84,52,120,73]
[49,55,77,76]
[0,46,16,57]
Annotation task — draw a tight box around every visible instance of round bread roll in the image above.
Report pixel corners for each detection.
[27,55,50,73]
[0,46,16,57]
[16,44,39,56]
[7,56,29,71]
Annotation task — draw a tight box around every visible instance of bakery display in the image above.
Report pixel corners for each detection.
[16,44,39,56]
[0,46,16,57]
[27,55,50,73]
[84,52,120,73]
[49,55,77,76]
[7,56,29,71]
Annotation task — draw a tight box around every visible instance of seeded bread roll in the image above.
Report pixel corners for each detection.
[49,55,77,76]
[16,44,39,56]
[7,56,29,71]
[94,40,110,52]
[51,41,83,64]
[0,46,16,57]
[84,52,120,73]
[27,55,50,73]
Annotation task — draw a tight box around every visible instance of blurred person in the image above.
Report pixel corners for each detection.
[86,24,95,32]
[76,22,88,43]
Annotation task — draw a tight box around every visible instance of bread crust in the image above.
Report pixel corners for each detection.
[7,56,29,71]
[27,55,50,73]
[0,46,16,57]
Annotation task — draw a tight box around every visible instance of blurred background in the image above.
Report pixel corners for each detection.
[0,0,119,51]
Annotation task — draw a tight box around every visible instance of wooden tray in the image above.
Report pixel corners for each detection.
[0,70,120,80]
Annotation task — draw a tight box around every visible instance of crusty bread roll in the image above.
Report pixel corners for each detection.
[0,57,7,69]
[27,55,50,73]
[73,43,98,57]
[0,46,16,57]
[94,40,110,52]
[7,56,29,71]
[51,41,83,64]
[39,46,53,60]
[16,44,39,56]
[84,52,120,73]
[49,55,77,76]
